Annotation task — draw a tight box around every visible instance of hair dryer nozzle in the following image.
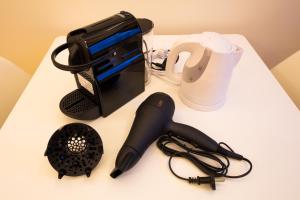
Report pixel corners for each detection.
[110,168,123,178]
[110,145,141,178]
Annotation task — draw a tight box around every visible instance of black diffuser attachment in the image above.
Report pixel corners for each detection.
[45,123,103,179]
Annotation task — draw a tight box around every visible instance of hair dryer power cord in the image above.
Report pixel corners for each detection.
[157,135,252,190]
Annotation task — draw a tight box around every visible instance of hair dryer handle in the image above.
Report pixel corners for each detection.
[166,122,219,152]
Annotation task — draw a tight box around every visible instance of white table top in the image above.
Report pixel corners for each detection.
[1,35,300,200]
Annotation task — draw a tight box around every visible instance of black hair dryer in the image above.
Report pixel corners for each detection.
[111,92,243,178]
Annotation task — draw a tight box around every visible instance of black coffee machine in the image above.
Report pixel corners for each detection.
[51,11,152,120]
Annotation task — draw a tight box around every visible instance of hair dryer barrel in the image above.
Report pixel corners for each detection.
[111,93,175,178]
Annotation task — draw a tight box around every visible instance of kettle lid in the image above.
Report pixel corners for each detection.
[196,32,236,54]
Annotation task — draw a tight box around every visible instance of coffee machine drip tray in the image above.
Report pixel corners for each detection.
[60,89,101,120]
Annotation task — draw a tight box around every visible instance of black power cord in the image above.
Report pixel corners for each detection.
[157,135,252,190]
[151,49,180,70]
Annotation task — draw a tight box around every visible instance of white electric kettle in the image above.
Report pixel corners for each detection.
[165,32,243,111]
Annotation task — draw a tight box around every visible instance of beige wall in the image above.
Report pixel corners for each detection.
[1,0,300,74]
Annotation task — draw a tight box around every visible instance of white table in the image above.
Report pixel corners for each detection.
[1,35,300,200]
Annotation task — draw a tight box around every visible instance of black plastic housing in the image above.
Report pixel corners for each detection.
[56,11,145,120]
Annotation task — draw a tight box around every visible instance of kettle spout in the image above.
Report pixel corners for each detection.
[231,45,243,66]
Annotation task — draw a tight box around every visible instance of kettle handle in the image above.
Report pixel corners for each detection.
[165,41,206,84]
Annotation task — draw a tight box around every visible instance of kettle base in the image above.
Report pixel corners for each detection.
[179,92,226,111]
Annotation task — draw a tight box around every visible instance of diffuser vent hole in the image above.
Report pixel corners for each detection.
[67,136,87,153]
